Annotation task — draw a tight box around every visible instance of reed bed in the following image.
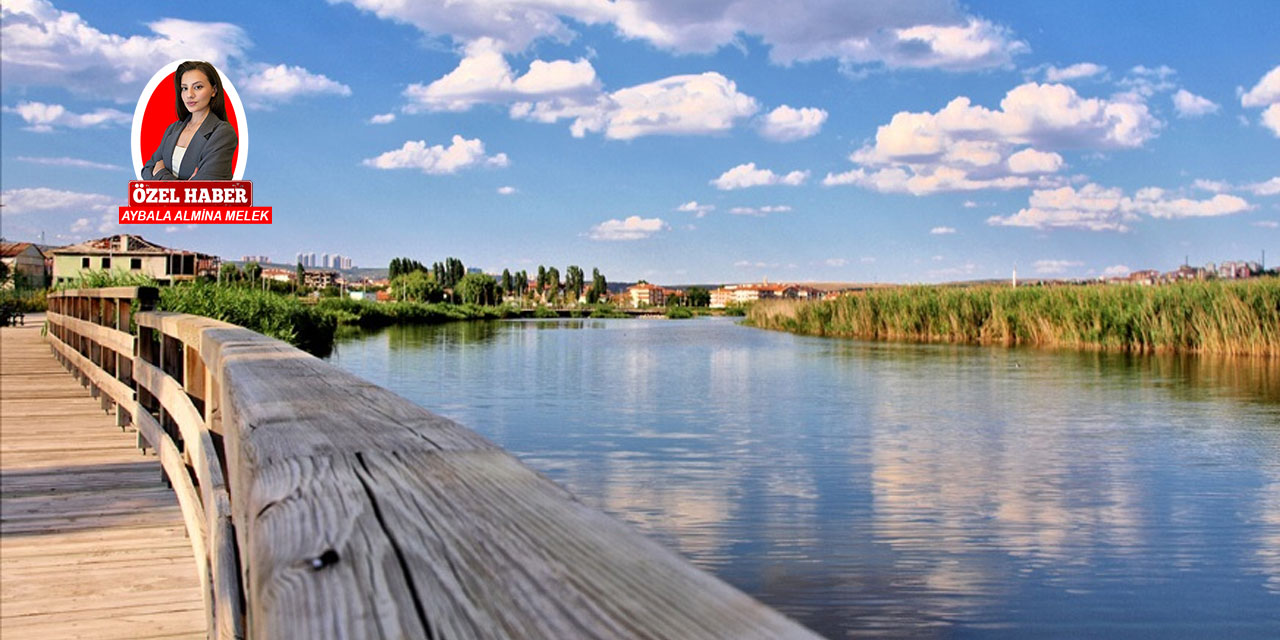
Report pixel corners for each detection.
[746,278,1280,357]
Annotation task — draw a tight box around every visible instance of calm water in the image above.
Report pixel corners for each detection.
[327,317,1280,638]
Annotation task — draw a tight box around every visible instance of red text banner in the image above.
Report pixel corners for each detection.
[129,180,253,206]
[119,207,272,224]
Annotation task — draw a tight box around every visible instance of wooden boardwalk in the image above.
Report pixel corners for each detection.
[1,315,205,639]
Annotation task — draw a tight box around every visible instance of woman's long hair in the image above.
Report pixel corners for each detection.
[173,60,228,123]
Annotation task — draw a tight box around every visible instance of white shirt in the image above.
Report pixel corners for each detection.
[171,145,188,178]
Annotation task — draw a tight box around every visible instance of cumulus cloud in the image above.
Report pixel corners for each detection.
[676,201,714,217]
[334,0,1025,71]
[405,38,599,112]
[369,113,396,124]
[1,1,249,101]
[1,187,116,215]
[1103,265,1131,277]
[1034,259,1083,274]
[1247,177,1280,196]
[712,163,808,190]
[1262,104,1280,137]
[362,135,509,174]
[930,226,956,234]
[1118,65,1178,99]
[497,186,517,195]
[759,105,828,141]
[824,82,1158,195]
[588,215,667,240]
[728,205,792,216]
[1172,89,1219,118]
[3,101,130,132]
[1240,65,1280,108]
[239,64,351,105]
[1043,62,1105,82]
[511,71,758,139]
[987,183,1253,232]
[16,156,123,171]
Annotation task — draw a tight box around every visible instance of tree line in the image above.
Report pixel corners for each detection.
[386,256,610,306]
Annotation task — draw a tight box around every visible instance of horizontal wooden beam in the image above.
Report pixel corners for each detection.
[47,311,134,358]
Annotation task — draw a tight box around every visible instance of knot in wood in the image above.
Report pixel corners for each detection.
[309,549,340,571]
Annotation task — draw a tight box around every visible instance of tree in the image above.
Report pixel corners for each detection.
[391,270,443,303]
[546,266,560,304]
[457,272,497,305]
[686,286,711,307]
[220,262,241,284]
[592,268,607,299]
[296,262,305,293]
[536,265,547,291]
[566,265,584,302]
[501,269,513,299]
[244,261,262,283]
[516,270,529,302]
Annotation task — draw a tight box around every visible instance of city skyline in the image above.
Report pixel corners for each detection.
[1,1,1278,283]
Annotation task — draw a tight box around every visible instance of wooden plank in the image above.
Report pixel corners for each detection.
[47,311,134,357]
[0,317,204,640]
[46,330,133,408]
[180,314,820,638]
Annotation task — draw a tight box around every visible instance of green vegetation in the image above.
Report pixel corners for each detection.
[665,305,694,319]
[722,302,749,317]
[159,282,337,356]
[746,279,1280,356]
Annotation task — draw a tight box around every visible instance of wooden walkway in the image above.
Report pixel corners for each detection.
[1,315,205,639]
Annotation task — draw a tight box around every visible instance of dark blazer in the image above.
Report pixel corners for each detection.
[142,115,237,180]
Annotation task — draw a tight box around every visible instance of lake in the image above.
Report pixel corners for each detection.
[328,317,1280,638]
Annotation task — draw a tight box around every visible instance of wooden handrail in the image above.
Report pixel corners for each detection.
[47,288,820,640]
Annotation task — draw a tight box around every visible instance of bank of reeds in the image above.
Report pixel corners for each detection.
[160,282,337,356]
[746,278,1280,357]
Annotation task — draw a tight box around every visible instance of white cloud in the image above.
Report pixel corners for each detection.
[860,257,877,264]
[962,200,979,208]
[405,38,599,112]
[729,205,792,217]
[930,226,957,235]
[1044,63,1105,82]
[1262,104,1280,137]
[824,258,848,267]
[1253,220,1279,229]
[1240,65,1280,108]
[239,64,351,104]
[1034,259,1083,274]
[1,187,115,215]
[3,101,130,132]
[1193,178,1231,193]
[712,163,808,190]
[987,183,1253,232]
[335,1,1026,71]
[1,1,250,101]
[1172,89,1219,118]
[70,217,91,232]
[16,156,122,171]
[825,82,1159,195]
[588,215,667,240]
[1103,265,1131,277]
[1119,65,1177,99]
[512,71,758,139]
[1007,148,1064,174]
[497,186,517,195]
[759,105,827,141]
[676,201,714,217]
[369,113,396,124]
[1247,177,1280,196]
[362,135,509,175]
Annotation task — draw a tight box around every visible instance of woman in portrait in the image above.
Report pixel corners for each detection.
[142,61,237,180]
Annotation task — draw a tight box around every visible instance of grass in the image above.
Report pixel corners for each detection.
[746,278,1280,357]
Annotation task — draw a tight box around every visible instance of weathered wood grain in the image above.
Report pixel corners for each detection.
[1,316,204,640]
[136,312,821,639]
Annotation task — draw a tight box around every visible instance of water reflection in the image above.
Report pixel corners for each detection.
[329,319,1280,639]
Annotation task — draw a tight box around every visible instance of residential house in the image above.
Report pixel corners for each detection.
[627,282,666,307]
[50,234,218,285]
[0,242,48,289]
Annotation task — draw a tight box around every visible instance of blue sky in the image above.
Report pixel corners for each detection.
[2,0,1277,283]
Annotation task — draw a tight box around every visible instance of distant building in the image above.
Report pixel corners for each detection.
[302,269,339,289]
[242,255,271,264]
[0,242,48,289]
[708,281,810,308]
[349,290,377,302]
[627,282,666,307]
[1218,260,1260,279]
[261,267,296,283]
[50,234,217,285]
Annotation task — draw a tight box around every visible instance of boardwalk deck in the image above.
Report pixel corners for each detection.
[1,315,205,639]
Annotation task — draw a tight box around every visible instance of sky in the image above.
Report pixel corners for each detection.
[1,0,1278,284]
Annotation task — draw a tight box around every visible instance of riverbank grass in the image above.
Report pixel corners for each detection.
[746,278,1280,356]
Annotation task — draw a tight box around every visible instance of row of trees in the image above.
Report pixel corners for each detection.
[386,257,610,306]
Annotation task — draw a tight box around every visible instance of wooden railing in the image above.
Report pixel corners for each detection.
[45,287,819,639]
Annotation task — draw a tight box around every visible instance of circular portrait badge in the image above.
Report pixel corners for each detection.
[131,61,249,180]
